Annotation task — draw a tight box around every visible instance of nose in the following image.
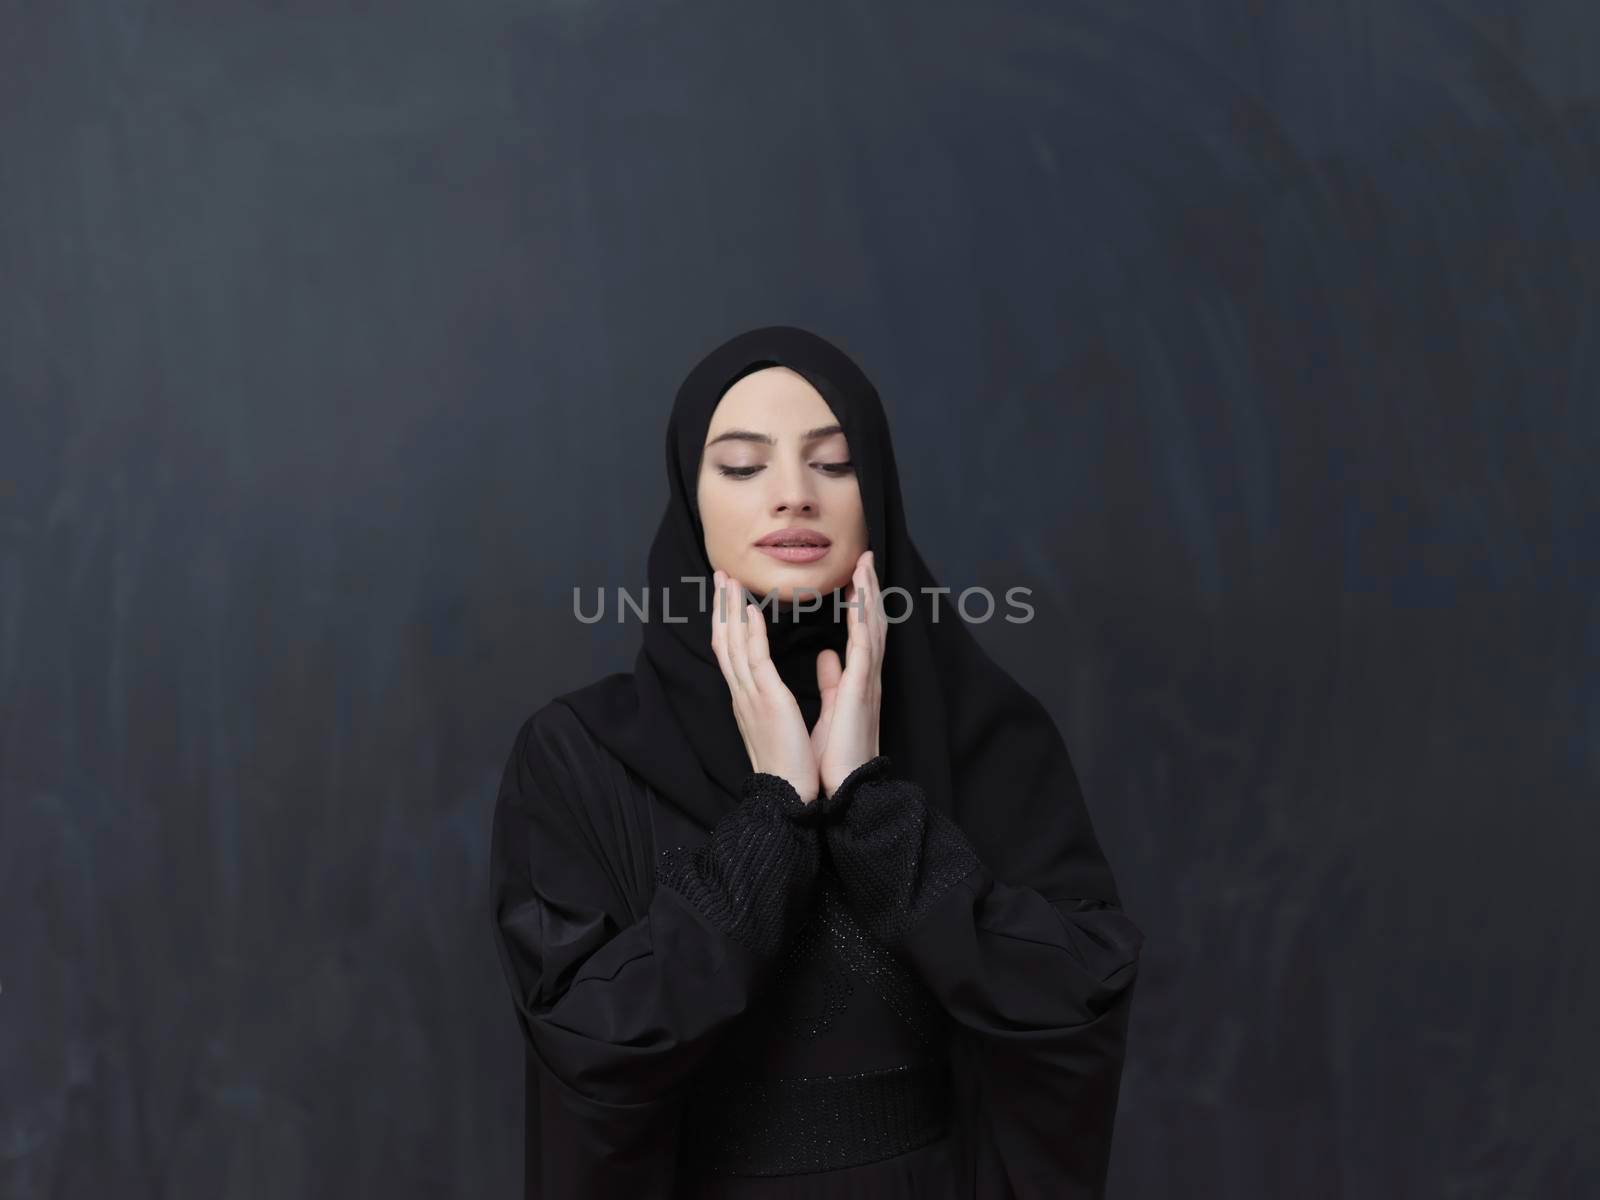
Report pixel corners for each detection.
[770,457,818,516]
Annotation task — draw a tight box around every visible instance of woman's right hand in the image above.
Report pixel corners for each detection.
[711,569,819,805]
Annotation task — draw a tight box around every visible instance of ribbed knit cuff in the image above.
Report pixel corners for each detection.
[746,771,827,827]
[655,772,823,958]
[819,755,984,946]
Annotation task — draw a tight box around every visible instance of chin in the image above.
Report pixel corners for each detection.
[745,565,847,606]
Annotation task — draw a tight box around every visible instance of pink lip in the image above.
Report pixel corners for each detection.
[754,528,831,564]
[757,544,830,564]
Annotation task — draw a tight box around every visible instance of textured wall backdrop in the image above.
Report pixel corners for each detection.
[1,1,1595,1196]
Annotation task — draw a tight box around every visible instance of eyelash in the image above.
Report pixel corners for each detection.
[717,463,854,479]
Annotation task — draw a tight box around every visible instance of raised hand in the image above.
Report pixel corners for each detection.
[710,568,820,805]
[811,551,886,798]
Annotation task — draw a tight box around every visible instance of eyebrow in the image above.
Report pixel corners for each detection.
[704,423,844,450]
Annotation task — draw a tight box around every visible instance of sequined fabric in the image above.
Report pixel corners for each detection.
[655,770,822,959]
[767,883,855,1039]
[805,872,946,1048]
[678,862,956,1177]
[663,756,986,1181]
[680,1056,951,1177]
[820,755,985,946]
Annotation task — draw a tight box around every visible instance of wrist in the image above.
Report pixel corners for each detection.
[818,754,893,818]
[746,771,825,825]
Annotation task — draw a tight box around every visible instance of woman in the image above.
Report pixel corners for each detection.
[489,326,1143,1198]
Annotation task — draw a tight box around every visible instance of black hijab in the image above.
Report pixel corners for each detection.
[558,325,1119,903]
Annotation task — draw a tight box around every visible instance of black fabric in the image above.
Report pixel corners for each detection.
[679,1054,952,1177]
[655,771,822,958]
[818,752,1144,1194]
[559,325,1119,912]
[489,325,1145,1197]
[816,753,984,946]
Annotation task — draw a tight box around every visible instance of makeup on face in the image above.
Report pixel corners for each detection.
[752,526,833,564]
[706,424,853,483]
[695,367,869,597]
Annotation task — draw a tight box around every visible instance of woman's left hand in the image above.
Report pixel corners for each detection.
[811,550,886,798]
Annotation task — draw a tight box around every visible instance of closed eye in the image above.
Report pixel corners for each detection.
[717,462,853,479]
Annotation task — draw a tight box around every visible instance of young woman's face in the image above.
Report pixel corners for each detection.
[696,366,869,605]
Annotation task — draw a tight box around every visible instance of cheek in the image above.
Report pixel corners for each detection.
[698,484,753,552]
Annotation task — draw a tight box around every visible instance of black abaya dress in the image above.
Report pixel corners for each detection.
[490,699,1143,1199]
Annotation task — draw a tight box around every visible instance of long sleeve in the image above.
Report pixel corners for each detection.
[820,754,1144,1200]
[489,703,824,1198]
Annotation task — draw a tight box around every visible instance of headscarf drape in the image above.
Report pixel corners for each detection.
[558,325,1119,903]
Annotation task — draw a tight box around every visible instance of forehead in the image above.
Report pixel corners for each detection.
[707,366,838,430]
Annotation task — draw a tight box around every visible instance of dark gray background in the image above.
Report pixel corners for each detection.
[2,1,1595,1196]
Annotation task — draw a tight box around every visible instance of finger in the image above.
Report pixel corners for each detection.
[715,580,759,757]
[725,577,757,695]
[743,592,782,691]
[813,649,839,735]
[815,647,843,693]
[711,571,742,694]
[709,569,725,660]
[815,665,839,726]
[865,558,884,751]
[811,698,834,754]
[865,551,886,665]
[842,571,869,692]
